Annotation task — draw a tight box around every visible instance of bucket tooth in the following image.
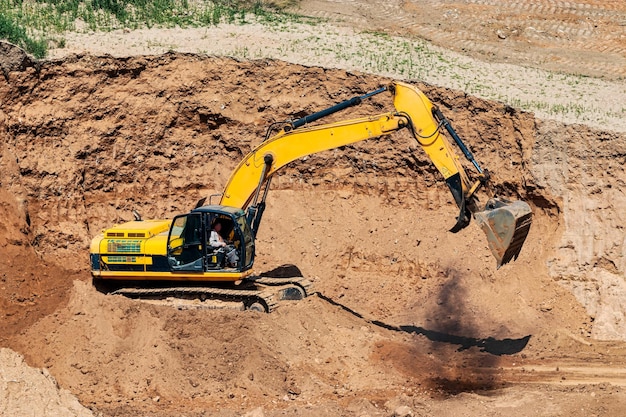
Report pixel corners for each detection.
[474,198,532,268]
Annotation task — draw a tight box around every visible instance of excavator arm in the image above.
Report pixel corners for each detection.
[219,81,531,267]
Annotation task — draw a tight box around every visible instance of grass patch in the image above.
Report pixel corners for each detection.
[0,0,309,58]
[0,10,47,58]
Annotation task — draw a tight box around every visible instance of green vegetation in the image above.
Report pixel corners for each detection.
[0,0,307,58]
[0,8,47,58]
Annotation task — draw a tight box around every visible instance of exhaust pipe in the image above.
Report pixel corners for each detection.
[474,198,532,268]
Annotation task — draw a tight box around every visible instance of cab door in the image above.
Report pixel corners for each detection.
[235,214,255,270]
[167,213,205,271]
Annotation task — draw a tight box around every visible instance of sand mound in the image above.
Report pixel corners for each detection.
[0,348,92,417]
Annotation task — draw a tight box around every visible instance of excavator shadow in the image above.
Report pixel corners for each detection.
[318,290,531,395]
[318,293,531,356]
[393,324,530,356]
[259,264,304,278]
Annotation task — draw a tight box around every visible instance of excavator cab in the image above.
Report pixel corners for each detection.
[166,206,255,273]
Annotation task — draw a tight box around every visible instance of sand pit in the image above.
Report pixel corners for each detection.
[1,1,625,415]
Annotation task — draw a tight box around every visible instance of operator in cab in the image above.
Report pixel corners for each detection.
[210,220,239,268]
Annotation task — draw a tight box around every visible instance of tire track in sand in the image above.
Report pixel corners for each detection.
[295,0,626,79]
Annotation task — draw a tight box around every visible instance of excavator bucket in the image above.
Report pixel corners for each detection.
[474,198,532,268]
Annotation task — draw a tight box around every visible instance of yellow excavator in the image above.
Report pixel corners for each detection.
[90,81,532,312]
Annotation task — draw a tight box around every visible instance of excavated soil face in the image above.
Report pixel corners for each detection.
[1,54,625,416]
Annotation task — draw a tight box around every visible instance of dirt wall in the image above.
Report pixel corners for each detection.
[532,120,626,339]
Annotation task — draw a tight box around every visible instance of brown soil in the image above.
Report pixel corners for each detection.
[1,1,625,416]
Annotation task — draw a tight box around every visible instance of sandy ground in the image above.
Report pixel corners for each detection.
[1,1,625,416]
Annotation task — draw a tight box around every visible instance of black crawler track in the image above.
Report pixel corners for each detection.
[111,276,314,313]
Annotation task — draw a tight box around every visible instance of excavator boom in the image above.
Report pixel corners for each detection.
[219,113,407,209]
[220,81,531,267]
